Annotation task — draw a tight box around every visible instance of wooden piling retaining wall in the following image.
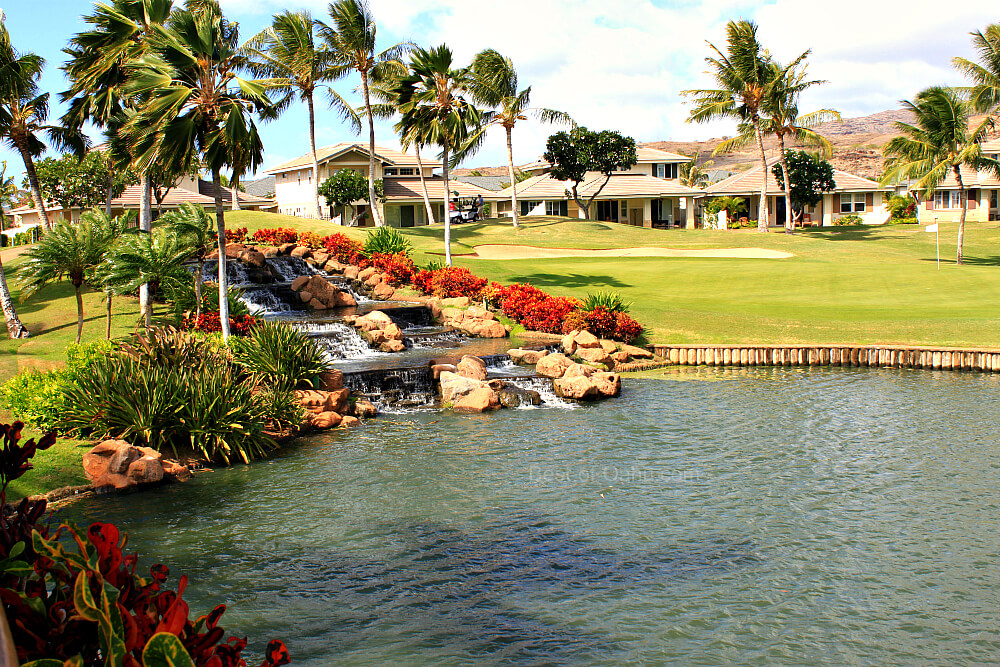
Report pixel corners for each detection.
[644,344,1000,373]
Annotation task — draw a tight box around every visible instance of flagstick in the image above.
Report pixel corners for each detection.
[936,225,940,270]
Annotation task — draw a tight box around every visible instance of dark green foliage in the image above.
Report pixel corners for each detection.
[255,385,305,432]
[30,151,134,210]
[543,126,637,217]
[772,151,836,218]
[888,194,917,219]
[582,291,631,314]
[363,224,412,256]
[705,196,748,217]
[230,320,332,392]
[834,213,863,226]
[318,170,384,223]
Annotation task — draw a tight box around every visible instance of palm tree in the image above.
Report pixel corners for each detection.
[319,0,408,227]
[246,10,340,219]
[84,207,134,339]
[465,48,573,228]
[679,151,714,189]
[953,24,1000,115]
[0,160,28,338]
[159,202,214,318]
[394,45,481,265]
[683,19,777,232]
[103,227,191,328]
[0,23,85,230]
[881,86,1000,265]
[18,218,105,344]
[123,1,273,340]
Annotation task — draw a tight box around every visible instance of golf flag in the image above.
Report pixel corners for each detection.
[925,223,939,232]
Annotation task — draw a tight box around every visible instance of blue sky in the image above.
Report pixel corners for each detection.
[1,0,997,186]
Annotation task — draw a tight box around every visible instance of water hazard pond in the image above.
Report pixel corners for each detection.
[61,367,1000,664]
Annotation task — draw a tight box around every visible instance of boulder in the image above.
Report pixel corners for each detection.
[465,305,492,320]
[82,440,135,483]
[553,375,601,400]
[564,363,597,378]
[453,387,500,412]
[573,330,601,349]
[278,242,296,256]
[379,339,406,353]
[362,329,387,346]
[536,352,573,378]
[260,246,280,258]
[442,296,470,308]
[313,251,330,265]
[364,273,384,287]
[441,307,464,323]
[599,339,617,354]
[439,371,485,403]
[476,321,507,338]
[457,355,488,381]
[324,388,351,414]
[428,300,443,321]
[382,322,404,341]
[306,275,336,304]
[161,459,192,482]
[577,346,612,365]
[497,386,541,408]
[294,390,328,409]
[431,363,457,379]
[373,283,395,300]
[290,275,309,291]
[224,243,245,259]
[344,265,360,279]
[126,455,164,485]
[592,372,621,397]
[507,348,548,365]
[308,298,326,310]
[298,290,313,303]
[340,415,361,428]
[311,411,342,429]
[561,331,579,355]
[323,259,346,274]
[352,398,378,419]
[332,290,357,307]
[290,245,312,259]
[611,351,630,364]
[358,267,377,281]
[239,249,266,268]
[366,310,394,328]
[317,370,344,391]
[621,344,654,359]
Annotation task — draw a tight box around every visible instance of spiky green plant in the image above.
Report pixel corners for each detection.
[363,224,412,256]
[582,291,632,314]
[230,320,332,391]
[102,227,192,327]
[158,202,215,318]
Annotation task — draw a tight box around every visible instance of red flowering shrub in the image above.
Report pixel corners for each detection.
[612,311,643,342]
[224,227,248,244]
[367,252,416,285]
[181,311,258,336]
[251,227,298,246]
[493,283,581,334]
[321,233,365,265]
[298,230,324,249]
[563,306,644,343]
[495,283,550,323]
[411,267,489,299]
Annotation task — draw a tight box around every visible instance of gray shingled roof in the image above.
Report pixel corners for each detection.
[242,176,275,199]
[453,175,506,191]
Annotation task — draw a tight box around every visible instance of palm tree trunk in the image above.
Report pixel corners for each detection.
[443,141,452,266]
[212,169,232,341]
[75,284,85,343]
[505,126,520,229]
[194,257,204,318]
[778,136,793,233]
[307,93,323,220]
[754,117,769,232]
[415,144,435,224]
[0,255,28,339]
[361,72,383,227]
[15,139,51,230]
[105,293,112,340]
[139,172,153,324]
[231,178,241,211]
[105,169,114,217]
[955,166,966,265]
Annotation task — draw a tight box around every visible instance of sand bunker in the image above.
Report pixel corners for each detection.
[472,245,794,260]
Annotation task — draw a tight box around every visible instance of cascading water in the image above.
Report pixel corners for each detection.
[239,288,295,316]
[294,322,384,361]
[269,256,319,282]
[342,366,438,411]
[194,260,252,287]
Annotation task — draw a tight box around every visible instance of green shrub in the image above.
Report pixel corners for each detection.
[423,259,446,272]
[163,279,250,318]
[119,325,219,370]
[255,385,304,432]
[230,320,331,391]
[835,214,863,226]
[363,225,413,257]
[0,370,64,431]
[582,290,632,314]
[888,195,917,219]
[888,217,919,225]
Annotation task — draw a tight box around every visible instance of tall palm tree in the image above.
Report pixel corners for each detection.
[0,160,28,338]
[103,227,191,328]
[123,0,274,340]
[683,19,777,232]
[18,218,106,344]
[0,24,85,230]
[953,24,1000,115]
[465,48,573,228]
[319,0,408,227]
[85,207,135,339]
[881,86,1000,265]
[159,202,214,318]
[394,45,482,265]
[679,151,714,189]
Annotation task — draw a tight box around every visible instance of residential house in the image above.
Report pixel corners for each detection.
[498,147,703,227]
[265,142,499,227]
[902,138,1000,223]
[703,162,891,226]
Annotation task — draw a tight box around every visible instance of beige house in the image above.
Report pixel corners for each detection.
[265,142,499,227]
[498,147,703,227]
[903,139,1000,223]
[704,162,891,227]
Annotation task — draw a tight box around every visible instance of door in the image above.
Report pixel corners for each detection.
[630,208,642,226]
[399,205,415,228]
[596,200,619,222]
[775,197,786,226]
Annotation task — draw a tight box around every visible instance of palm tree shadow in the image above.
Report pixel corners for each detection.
[798,226,884,241]
[505,272,630,288]
[936,255,1000,266]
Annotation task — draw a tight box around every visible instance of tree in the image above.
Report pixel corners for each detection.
[0,23,85,230]
[18,218,105,344]
[30,152,131,212]
[159,202,213,318]
[0,160,28,338]
[319,0,408,228]
[246,10,337,219]
[318,169,383,225]
[103,227,191,328]
[543,126,637,220]
[123,1,274,340]
[683,19,777,232]
[679,152,714,189]
[84,207,135,339]
[704,195,747,228]
[881,86,1000,265]
[771,151,836,224]
[394,45,481,265]
[465,48,573,228]
[953,24,1000,114]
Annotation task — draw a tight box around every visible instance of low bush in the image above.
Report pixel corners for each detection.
[366,252,416,285]
[888,217,919,225]
[494,283,581,334]
[223,226,248,244]
[298,230,324,249]
[562,307,643,342]
[164,280,251,320]
[363,225,413,256]
[230,320,332,392]
[582,290,631,314]
[251,227,299,245]
[412,266,489,299]
[888,195,917,219]
[255,385,305,432]
[321,232,366,265]
[0,425,291,666]
[834,214,863,226]
[181,311,259,336]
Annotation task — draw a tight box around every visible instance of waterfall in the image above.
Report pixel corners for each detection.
[195,260,251,287]
[268,256,320,282]
[501,376,576,410]
[342,366,437,411]
[239,288,296,316]
[294,322,384,361]
[405,329,468,350]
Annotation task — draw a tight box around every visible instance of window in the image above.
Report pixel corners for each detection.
[654,163,678,179]
[545,201,568,216]
[520,200,542,216]
[991,189,998,208]
[384,167,398,176]
[399,167,415,176]
[934,191,961,208]
[840,193,867,213]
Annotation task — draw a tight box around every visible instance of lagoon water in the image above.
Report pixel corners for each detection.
[62,367,1000,664]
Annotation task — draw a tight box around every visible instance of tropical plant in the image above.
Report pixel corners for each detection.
[771,151,836,224]
[103,227,192,327]
[683,19,778,232]
[498,168,531,189]
[123,1,275,340]
[679,151,714,189]
[83,207,135,339]
[465,48,573,228]
[30,151,129,212]
[953,23,1000,114]
[319,0,408,227]
[582,290,632,314]
[255,384,305,432]
[363,224,412,256]
[317,168,384,224]
[888,194,917,219]
[17,218,105,343]
[393,44,481,265]
[0,160,27,338]
[159,202,214,318]
[881,86,1000,264]
[0,22,86,229]
[230,320,331,392]
[543,126,638,220]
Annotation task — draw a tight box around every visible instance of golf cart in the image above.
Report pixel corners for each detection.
[448,196,482,224]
